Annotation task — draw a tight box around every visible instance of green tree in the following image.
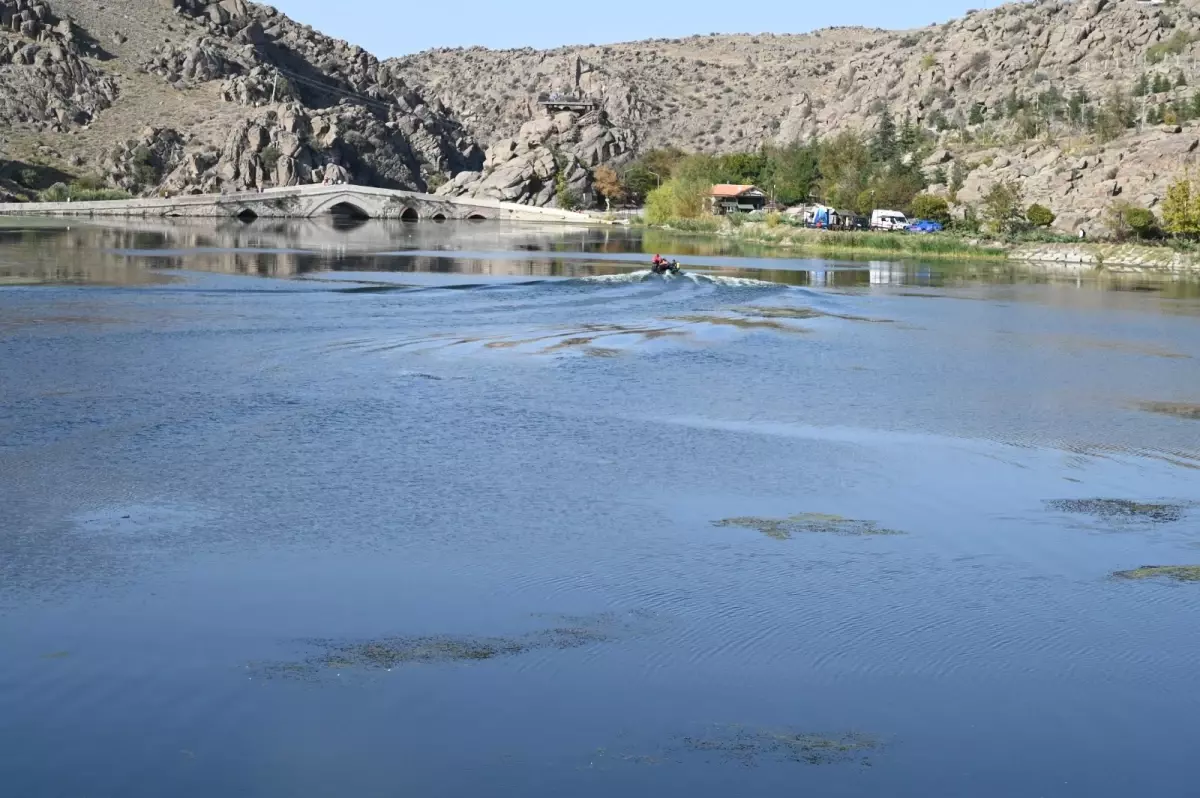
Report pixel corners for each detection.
[872,106,898,163]
[949,160,966,199]
[1038,84,1064,120]
[644,177,710,223]
[1026,203,1056,228]
[1133,73,1150,98]
[624,147,687,199]
[1162,175,1199,237]
[1176,72,1188,89]
[1068,89,1088,126]
[911,193,951,225]
[868,168,925,214]
[1004,89,1023,119]
[981,179,1024,234]
[1152,73,1172,95]
[759,140,819,206]
[1126,206,1158,239]
[672,153,725,184]
[622,165,659,202]
[1095,88,1134,142]
[899,111,919,153]
[716,152,767,185]
[817,131,873,208]
[969,101,986,126]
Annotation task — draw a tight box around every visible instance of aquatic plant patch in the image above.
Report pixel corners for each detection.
[713,513,904,540]
[1137,402,1200,421]
[250,612,651,680]
[1045,498,1188,524]
[1112,565,1200,583]
[681,726,881,766]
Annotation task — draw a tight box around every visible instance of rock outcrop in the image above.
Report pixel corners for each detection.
[1,0,482,197]
[0,0,117,129]
[4,0,1200,221]
[437,108,634,207]
[393,0,1200,222]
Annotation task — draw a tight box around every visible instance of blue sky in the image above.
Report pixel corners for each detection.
[270,0,1010,58]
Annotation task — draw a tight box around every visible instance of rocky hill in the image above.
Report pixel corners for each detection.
[392,0,1200,228]
[3,0,1200,227]
[0,0,484,199]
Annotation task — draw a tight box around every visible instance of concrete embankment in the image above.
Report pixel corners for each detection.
[1009,243,1200,273]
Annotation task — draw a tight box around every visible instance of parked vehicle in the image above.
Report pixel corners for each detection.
[870,210,909,231]
[908,219,944,233]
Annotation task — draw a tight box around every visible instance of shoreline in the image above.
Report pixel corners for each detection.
[643,221,1200,273]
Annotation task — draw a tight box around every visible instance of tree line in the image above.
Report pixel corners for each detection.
[593,110,949,224]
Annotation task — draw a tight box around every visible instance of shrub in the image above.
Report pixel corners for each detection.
[1126,206,1159,239]
[1105,201,1158,240]
[1147,30,1196,65]
[920,54,937,71]
[40,182,69,202]
[644,178,710,224]
[981,179,1024,234]
[911,193,951,225]
[1026,203,1056,228]
[260,145,281,173]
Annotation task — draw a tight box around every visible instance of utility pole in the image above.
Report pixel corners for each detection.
[270,74,278,105]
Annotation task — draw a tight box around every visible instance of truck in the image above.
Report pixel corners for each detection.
[870,209,909,231]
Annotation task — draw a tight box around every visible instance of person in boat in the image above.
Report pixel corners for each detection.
[651,254,668,273]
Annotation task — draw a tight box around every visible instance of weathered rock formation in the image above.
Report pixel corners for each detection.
[394,0,1200,223]
[4,0,1200,223]
[0,0,117,129]
[0,0,482,197]
[438,108,634,207]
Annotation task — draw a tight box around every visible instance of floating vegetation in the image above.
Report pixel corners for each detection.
[251,613,646,681]
[1137,402,1200,421]
[682,726,881,767]
[713,513,904,540]
[1045,498,1188,524]
[668,314,807,333]
[734,305,894,324]
[1113,565,1200,583]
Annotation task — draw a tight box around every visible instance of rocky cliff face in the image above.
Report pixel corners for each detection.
[0,0,482,196]
[437,108,634,207]
[0,0,117,130]
[393,0,1200,226]
[3,0,1200,225]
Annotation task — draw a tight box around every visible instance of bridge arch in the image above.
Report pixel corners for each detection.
[466,213,488,221]
[400,207,419,222]
[431,213,447,222]
[307,192,376,220]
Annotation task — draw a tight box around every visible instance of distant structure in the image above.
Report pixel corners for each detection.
[709,184,767,215]
[537,92,600,113]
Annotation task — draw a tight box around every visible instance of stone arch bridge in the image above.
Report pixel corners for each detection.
[0,184,592,223]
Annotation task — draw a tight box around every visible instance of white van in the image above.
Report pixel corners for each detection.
[870,210,909,231]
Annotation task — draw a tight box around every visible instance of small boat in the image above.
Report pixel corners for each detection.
[650,260,683,276]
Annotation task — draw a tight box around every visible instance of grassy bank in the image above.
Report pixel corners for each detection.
[646,217,1009,261]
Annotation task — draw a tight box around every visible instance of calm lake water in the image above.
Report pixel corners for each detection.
[3,218,1200,797]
